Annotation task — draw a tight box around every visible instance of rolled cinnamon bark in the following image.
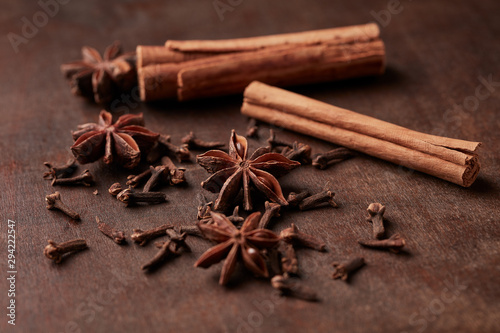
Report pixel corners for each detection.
[138,23,385,102]
[139,39,385,101]
[165,23,380,53]
[136,45,216,68]
[241,82,481,187]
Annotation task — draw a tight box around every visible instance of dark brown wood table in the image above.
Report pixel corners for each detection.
[1,1,499,332]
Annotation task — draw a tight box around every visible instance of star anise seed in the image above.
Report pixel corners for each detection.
[197,130,300,211]
[61,41,136,104]
[71,110,159,169]
[194,211,280,285]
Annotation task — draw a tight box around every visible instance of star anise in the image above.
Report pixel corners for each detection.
[197,130,300,211]
[195,211,280,285]
[71,110,159,169]
[61,41,136,104]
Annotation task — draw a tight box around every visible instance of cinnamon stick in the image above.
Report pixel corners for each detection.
[136,45,215,68]
[138,23,385,102]
[241,82,481,187]
[139,40,384,102]
[165,23,380,53]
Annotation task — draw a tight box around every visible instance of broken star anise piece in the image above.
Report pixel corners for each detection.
[71,110,159,169]
[194,211,280,285]
[197,130,300,211]
[60,41,136,105]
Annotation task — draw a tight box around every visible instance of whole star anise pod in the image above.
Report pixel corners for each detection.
[195,211,280,285]
[71,111,159,169]
[197,130,300,211]
[61,41,136,104]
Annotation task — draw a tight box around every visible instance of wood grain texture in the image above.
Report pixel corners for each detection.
[1,1,499,333]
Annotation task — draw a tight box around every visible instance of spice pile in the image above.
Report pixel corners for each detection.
[44,28,478,303]
[44,87,407,301]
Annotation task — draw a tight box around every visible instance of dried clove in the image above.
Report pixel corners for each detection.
[51,169,94,186]
[312,147,354,170]
[131,224,173,246]
[181,131,225,150]
[44,239,87,263]
[258,201,281,229]
[96,217,126,244]
[143,165,169,192]
[197,194,213,220]
[271,275,319,302]
[366,203,386,239]
[160,156,186,185]
[286,191,310,207]
[165,228,191,252]
[179,225,204,237]
[332,257,365,281]
[126,169,152,188]
[358,234,406,253]
[263,247,282,276]
[159,134,191,162]
[108,182,123,196]
[116,189,166,207]
[299,190,337,210]
[45,192,80,220]
[43,159,78,180]
[281,142,312,164]
[280,223,326,251]
[141,240,179,271]
[246,118,259,138]
[147,134,191,163]
[227,206,244,225]
[267,129,293,152]
[278,242,298,275]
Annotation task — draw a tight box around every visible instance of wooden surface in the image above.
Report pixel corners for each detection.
[1,1,499,332]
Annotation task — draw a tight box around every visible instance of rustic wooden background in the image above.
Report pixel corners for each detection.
[1,1,499,332]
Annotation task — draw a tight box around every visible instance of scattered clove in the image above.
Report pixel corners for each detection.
[96,217,126,244]
[366,203,386,239]
[131,224,173,246]
[271,275,319,302]
[43,159,78,180]
[281,142,312,164]
[227,206,244,225]
[312,147,354,170]
[258,201,281,229]
[286,191,310,207]
[197,194,213,220]
[160,156,186,185]
[116,189,166,207]
[278,242,298,275]
[299,190,337,210]
[332,257,365,281]
[108,183,123,196]
[143,165,169,192]
[246,118,259,138]
[267,129,293,152]
[45,192,80,220]
[44,239,87,263]
[51,169,94,186]
[179,225,204,237]
[159,134,191,162]
[358,234,406,253]
[181,131,225,150]
[147,134,191,163]
[126,169,152,188]
[141,240,179,271]
[280,224,326,251]
[165,228,191,252]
